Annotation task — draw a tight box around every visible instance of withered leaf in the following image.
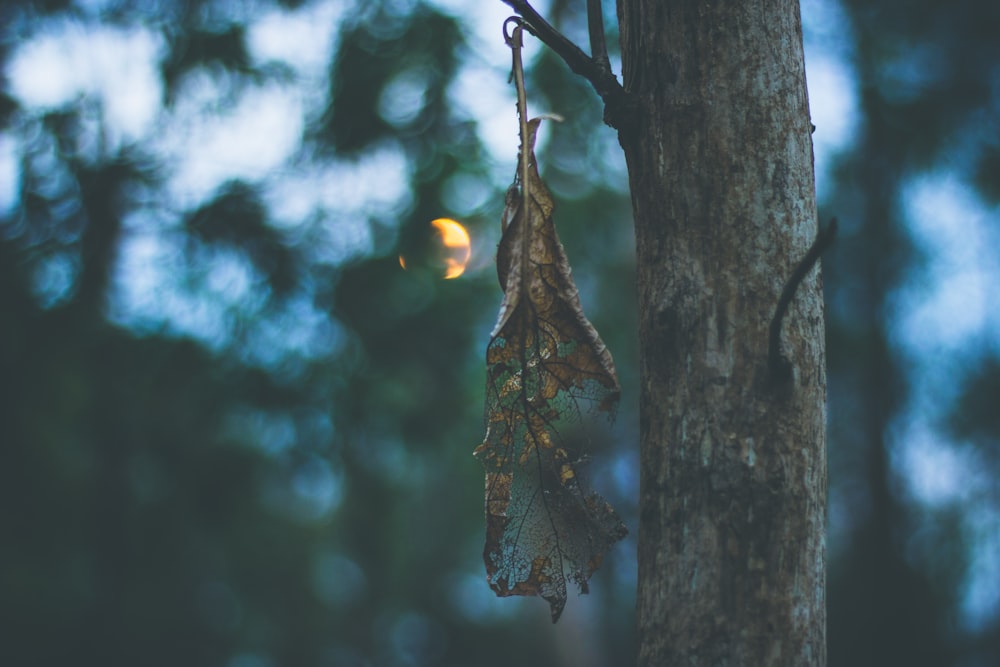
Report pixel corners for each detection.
[475,118,626,623]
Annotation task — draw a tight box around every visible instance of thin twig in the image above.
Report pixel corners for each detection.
[500,0,629,129]
[768,218,838,383]
[587,0,611,75]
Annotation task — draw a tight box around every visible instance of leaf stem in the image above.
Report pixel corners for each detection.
[504,18,531,211]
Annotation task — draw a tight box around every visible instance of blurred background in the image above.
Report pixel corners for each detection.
[0,0,997,665]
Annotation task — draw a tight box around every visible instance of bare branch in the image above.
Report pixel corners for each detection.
[587,0,611,75]
[769,218,838,384]
[500,0,631,131]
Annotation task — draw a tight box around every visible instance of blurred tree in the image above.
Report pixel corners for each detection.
[823,1,1000,666]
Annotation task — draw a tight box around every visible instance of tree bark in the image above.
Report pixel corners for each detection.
[617,1,827,664]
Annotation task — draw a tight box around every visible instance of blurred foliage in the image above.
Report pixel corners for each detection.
[322,5,461,154]
[950,358,1000,449]
[0,0,997,666]
[186,181,300,295]
[0,1,632,665]
[823,2,1000,666]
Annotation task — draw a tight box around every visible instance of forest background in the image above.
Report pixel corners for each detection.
[1,0,998,666]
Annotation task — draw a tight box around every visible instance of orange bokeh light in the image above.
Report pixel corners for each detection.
[431,218,472,279]
[399,218,472,279]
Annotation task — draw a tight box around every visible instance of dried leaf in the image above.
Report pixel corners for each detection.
[475,118,626,622]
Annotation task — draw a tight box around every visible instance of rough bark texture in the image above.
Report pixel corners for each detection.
[617,1,827,664]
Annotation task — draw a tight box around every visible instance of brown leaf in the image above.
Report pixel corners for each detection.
[475,118,625,623]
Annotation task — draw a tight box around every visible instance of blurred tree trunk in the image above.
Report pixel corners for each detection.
[617,1,827,664]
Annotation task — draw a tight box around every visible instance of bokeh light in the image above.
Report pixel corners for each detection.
[399,217,472,279]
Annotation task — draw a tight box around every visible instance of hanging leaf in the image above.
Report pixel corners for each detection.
[474,117,626,623]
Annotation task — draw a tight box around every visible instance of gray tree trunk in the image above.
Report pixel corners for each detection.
[616,1,828,664]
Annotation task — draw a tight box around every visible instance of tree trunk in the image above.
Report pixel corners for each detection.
[617,1,827,664]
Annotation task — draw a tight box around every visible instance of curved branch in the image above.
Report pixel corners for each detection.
[769,218,838,384]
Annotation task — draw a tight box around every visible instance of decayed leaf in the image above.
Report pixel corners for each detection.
[475,118,625,623]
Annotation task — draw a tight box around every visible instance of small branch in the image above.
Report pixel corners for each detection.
[587,0,612,75]
[768,218,838,383]
[500,0,631,130]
